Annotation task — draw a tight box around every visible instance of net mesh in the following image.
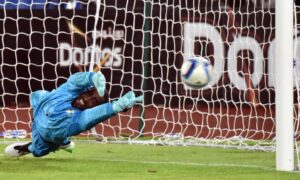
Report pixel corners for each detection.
[0,0,298,158]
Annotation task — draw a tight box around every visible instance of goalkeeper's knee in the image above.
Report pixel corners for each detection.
[112,91,143,113]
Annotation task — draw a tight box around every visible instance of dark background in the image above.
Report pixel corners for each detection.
[0,1,286,108]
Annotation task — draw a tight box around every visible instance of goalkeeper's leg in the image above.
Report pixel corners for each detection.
[5,142,31,157]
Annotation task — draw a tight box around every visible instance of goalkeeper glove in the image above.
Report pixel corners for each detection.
[112,91,143,113]
[92,72,106,97]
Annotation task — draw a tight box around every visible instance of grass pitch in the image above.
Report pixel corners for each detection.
[0,142,299,179]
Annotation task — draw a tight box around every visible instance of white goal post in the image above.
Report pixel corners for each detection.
[0,0,300,171]
[275,0,294,171]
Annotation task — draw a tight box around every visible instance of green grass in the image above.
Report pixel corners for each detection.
[0,142,299,180]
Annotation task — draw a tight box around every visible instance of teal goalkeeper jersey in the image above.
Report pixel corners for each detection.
[29,72,115,157]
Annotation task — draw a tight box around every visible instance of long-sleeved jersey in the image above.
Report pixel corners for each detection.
[29,72,115,157]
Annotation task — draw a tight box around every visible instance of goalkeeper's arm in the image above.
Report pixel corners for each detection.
[58,71,106,97]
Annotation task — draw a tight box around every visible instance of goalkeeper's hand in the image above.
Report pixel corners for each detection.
[112,91,143,113]
[92,72,106,97]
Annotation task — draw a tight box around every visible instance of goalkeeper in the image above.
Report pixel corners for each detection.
[5,72,143,157]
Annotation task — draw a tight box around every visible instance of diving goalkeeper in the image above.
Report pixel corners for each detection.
[5,71,143,157]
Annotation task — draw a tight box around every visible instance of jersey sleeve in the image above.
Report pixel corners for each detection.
[67,102,116,136]
[64,72,95,92]
[54,72,97,98]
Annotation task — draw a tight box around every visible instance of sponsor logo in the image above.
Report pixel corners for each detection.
[59,43,122,68]
[0,130,27,138]
[58,27,124,68]
[184,22,300,89]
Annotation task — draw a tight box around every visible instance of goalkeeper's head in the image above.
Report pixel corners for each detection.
[72,87,108,110]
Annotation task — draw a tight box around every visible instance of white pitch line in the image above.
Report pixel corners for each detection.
[0,153,274,171]
[90,158,274,171]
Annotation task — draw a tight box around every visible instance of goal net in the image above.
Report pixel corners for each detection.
[0,0,299,167]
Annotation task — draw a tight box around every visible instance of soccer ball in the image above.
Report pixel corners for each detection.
[180,57,214,88]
